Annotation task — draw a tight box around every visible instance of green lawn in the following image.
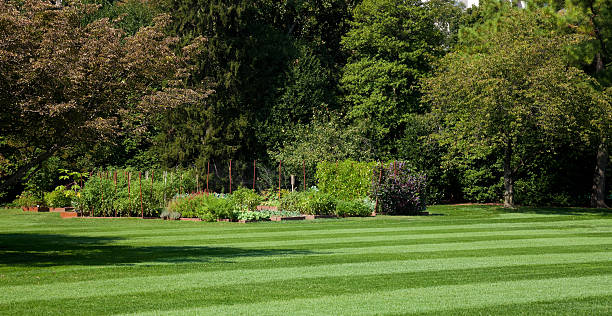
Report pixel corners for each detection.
[1,205,612,315]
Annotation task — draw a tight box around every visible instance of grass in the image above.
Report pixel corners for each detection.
[1,205,612,315]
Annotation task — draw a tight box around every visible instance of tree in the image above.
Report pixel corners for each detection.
[340,0,463,157]
[559,0,612,207]
[423,9,603,207]
[0,0,208,193]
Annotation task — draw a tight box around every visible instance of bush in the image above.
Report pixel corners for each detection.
[44,186,75,208]
[316,160,376,200]
[279,189,336,215]
[279,191,308,214]
[303,190,336,215]
[372,161,427,215]
[167,193,237,221]
[335,198,373,217]
[231,187,263,212]
[15,192,39,207]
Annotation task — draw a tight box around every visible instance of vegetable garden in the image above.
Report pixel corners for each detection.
[16,160,428,222]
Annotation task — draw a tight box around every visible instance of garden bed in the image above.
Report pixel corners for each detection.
[270,216,305,221]
[60,212,78,218]
[304,214,337,220]
[49,207,75,212]
[179,218,202,222]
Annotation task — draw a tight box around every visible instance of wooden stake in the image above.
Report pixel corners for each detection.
[139,171,143,218]
[128,172,131,217]
[206,161,210,195]
[253,160,256,191]
[114,171,117,218]
[278,161,282,200]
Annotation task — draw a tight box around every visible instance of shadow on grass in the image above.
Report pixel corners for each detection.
[496,206,612,216]
[0,233,313,267]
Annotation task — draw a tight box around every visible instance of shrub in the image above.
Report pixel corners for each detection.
[15,192,39,207]
[316,160,376,200]
[167,193,237,221]
[372,161,427,215]
[44,186,75,208]
[279,191,308,214]
[231,187,263,212]
[335,199,373,217]
[303,190,336,215]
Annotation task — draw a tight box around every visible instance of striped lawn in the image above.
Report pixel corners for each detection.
[1,205,611,315]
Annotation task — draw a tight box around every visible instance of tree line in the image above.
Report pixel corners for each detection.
[0,0,610,208]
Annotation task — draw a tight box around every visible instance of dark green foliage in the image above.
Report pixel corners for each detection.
[82,0,160,35]
[372,162,427,215]
[316,160,376,201]
[341,0,463,156]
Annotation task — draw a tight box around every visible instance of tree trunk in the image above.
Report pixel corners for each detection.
[591,139,609,208]
[0,147,59,193]
[503,140,514,208]
[590,51,609,208]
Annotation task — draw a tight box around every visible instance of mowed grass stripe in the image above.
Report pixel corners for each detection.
[126,274,612,316]
[3,243,612,287]
[116,226,612,248]
[0,209,602,236]
[76,218,612,241]
[3,251,612,304]
[4,263,612,315]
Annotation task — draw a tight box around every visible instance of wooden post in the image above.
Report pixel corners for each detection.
[291,175,295,192]
[163,171,167,205]
[374,161,383,216]
[253,160,256,191]
[114,171,117,217]
[229,159,232,194]
[278,161,282,200]
[100,172,104,216]
[128,172,131,217]
[196,173,199,193]
[139,171,143,218]
[206,161,210,195]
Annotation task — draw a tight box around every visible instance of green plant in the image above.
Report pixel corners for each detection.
[279,191,308,214]
[335,198,373,217]
[303,191,336,215]
[44,186,75,208]
[15,192,38,207]
[231,187,263,212]
[316,160,376,201]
